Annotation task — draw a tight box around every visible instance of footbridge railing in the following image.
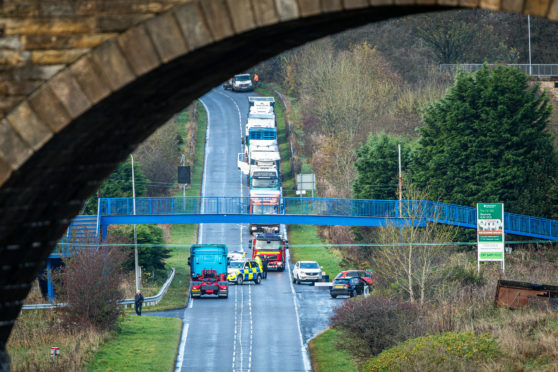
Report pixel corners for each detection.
[98,197,558,240]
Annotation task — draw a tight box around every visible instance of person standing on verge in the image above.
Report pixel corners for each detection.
[135,290,144,316]
[254,73,259,87]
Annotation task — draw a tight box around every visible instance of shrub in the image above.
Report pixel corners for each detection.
[363,332,501,372]
[330,295,424,361]
[54,247,128,331]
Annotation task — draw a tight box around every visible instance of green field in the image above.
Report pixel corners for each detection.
[87,316,182,372]
[287,225,344,279]
[309,329,358,372]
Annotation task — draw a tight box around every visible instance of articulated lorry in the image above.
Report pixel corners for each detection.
[188,244,229,298]
[250,233,288,271]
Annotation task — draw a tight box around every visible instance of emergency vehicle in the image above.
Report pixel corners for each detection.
[227,259,263,285]
[250,233,288,271]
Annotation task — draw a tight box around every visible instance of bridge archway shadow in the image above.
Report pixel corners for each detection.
[1,1,557,364]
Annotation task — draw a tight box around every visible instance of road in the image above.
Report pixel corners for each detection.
[147,87,341,372]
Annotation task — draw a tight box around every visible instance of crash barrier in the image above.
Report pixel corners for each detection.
[495,280,558,310]
[440,64,558,77]
[22,268,175,310]
[98,197,558,240]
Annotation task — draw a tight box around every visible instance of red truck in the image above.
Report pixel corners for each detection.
[190,269,228,298]
[250,233,288,271]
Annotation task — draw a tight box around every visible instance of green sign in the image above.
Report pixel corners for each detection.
[477,203,504,264]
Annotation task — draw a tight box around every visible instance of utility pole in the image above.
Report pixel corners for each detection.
[528,15,532,76]
[398,142,402,217]
[131,154,140,292]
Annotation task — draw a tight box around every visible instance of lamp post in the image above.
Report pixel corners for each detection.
[131,154,140,292]
[398,142,402,217]
[528,15,532,76]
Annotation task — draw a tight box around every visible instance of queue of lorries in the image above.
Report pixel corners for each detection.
[188,74,376,300]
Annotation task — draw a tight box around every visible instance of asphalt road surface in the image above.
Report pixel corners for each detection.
[146,88,342,372]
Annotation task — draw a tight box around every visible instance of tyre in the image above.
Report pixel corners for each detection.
[310,281,315,286]
[296,277,300,285]
[292,276,296,284]
[255,275,261,285]
[349,290,355,298]
[330,294,337,298]
[237,276,243,285]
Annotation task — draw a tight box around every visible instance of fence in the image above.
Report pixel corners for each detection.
[22,268,175,310]
[440,64,558,77]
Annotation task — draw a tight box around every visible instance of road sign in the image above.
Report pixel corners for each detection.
[477,203,505,272]
[178,166,190,184]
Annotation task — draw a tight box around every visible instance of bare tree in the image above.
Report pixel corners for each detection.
[371,187,458,305]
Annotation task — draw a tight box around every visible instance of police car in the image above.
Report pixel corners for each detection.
[227,259,263,285]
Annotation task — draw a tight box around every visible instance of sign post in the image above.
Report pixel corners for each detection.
[50,347,60,363]
[477,203,505,273]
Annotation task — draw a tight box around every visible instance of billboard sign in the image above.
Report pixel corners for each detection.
[477,203,504,264]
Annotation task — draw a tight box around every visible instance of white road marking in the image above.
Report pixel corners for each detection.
[198,97,211,242]
[248,283,253,372]
[233,283,238,371]
[188,298,193,309]
[286,240,313,371]
[174,323,189,372]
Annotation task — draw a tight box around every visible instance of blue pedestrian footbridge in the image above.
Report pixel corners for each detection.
[77,196,558,241]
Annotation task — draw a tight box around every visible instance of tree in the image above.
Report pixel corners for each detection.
[353,134,412,200]
[106,224,169,278]
[83,159,148,215]
[369,187,458,305]
[412,65,558,217]
[54,247,128,330]
[134,118,181,196]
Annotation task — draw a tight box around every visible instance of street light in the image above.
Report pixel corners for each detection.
[398,142,402,217]
[130,154,140,292]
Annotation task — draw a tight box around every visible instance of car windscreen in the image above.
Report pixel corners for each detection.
[345,272,360,277]
[255,240,281,250]
[236,75,250,81]
[229,261,244,269]
[334,279,350,284]
[300,263,319,269]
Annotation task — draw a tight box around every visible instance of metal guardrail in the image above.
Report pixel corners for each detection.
[98,197,558,240]
[440,64,558,77]
[22,267,175,310]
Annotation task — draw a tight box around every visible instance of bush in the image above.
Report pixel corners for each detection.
[330,295,424,361]
[363,332,501,372]
[54,247,128,331]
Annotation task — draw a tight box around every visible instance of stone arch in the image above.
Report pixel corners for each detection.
[1,0,557,363]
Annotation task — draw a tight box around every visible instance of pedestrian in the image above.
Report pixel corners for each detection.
[135,290,144,316]
[254,73,259,87]
[261,256,269,279]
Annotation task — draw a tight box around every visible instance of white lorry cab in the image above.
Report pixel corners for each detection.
[238,144,280,176]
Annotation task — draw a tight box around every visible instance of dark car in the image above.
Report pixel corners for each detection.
[330,277,368,298]
[335,270,376,287]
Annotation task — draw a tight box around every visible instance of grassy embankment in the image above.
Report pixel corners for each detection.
[88,102,207,369]
[309,329,359,372]
[86,316,181,372]
[256,84,355,371]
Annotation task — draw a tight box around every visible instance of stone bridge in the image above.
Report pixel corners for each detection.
[0,0,557,368]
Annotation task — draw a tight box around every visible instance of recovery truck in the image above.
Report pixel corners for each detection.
[231,73,253,92]
[250,233,288,271]
[244,113,276,146]
[187,244,229,298]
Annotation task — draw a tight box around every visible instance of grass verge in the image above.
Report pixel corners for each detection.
[87,315,182,372]
[139,100,206,312]
[309,329,358,372]
[287,225,344,279]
